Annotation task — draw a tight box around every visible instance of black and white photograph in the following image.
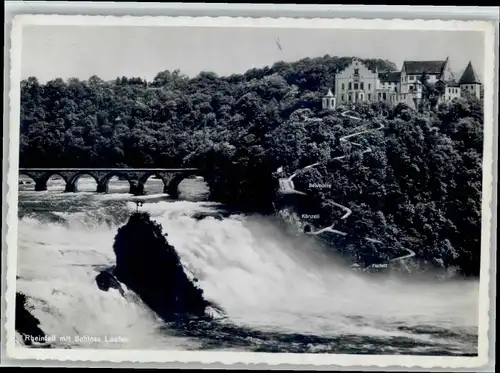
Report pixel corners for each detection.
[4,13,497,369]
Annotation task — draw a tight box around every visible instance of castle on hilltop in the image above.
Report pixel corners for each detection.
[321,58,482,110]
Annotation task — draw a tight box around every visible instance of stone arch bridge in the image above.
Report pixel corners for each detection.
[19,168,201,197]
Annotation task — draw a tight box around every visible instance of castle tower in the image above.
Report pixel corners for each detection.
[459,61,481,99]
[322,89,336,110]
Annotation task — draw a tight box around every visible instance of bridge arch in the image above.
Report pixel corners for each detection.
[33,173,69,192]
[47,174,69,192]
[167,173,208,200]
[138,172,171,196]
[18,173,36,191]
[97,172,138,194]
[65,173,100,193]
[166,173,192,199]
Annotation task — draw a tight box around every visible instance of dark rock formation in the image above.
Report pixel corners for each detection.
[15,292,47,346]
[192,211,224,221]
[111,212,213,322]
[95,271,124,296]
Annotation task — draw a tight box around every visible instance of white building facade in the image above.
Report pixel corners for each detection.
[321,89,336,110]
[322,58,482,110]
[334,59,379,105]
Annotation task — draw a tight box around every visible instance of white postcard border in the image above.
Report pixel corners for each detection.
[4,14,497,369]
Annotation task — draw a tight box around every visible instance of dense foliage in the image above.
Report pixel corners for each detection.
[20,55,484,276]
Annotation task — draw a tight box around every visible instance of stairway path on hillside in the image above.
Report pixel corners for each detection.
[276,111,414,267]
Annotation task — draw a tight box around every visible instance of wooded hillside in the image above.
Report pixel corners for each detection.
[20,55,484,276]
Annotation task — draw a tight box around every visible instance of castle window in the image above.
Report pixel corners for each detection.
[342,83,345,90]
[383,93,387,100]
[348,82,352,90]
[368,83,371,90]
[354,68,359,75]
[341,94,345,101]
[348,94,352,102]
[354,83,358,90]
[368,93,371,100]
[361,82,364,90]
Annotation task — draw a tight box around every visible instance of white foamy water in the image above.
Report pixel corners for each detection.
[143,201,478,345]
[16,178,479,354]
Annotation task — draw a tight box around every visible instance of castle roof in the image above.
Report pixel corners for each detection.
[459,61,481,84]
[403,60,446,75]
[435,79,460,88]
[378,71,401,83]
[325,89,334,97]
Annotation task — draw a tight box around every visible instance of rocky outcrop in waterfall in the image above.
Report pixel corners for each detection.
[15,292,49,346]
[108,212,213,322]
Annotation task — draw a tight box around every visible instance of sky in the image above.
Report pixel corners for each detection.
[21,25,485,83]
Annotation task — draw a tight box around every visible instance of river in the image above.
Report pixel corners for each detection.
[16,175,479,355]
